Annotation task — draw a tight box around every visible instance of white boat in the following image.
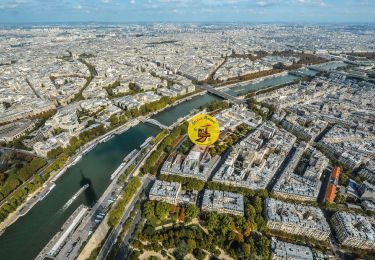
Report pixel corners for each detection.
[100,134,114,143]
[140,137,153,149]
[110,162,127,180]
[82,144,96,155]
[123,149,138,163]
[71,155,82,166]
[62,184,89,210]
[39,183,56,201]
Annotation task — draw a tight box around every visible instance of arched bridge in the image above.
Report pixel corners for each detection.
[141,118,171,130]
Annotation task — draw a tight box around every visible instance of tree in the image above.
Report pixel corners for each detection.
[236,233,244,242]
[174,241,188,260]
[244,221,252,237]
[220,214,234,236]
[242,243,251,257]
[193,248,207,260]
[0,171,6,185]
[155,201,170,220]
[256,236,270,260]
[207,212,219,231]
[169,204,177,214]
[185,204,199,220]
[179,207,186,222]
[235,215,246,230]
[186,239,196,253]
[253,196,263,214]
[144,201,155,220]
[110,115,119,127]
[246,204,256,220]
[339,172,350,186]
[47,146,63,159]
[273,62,286,70]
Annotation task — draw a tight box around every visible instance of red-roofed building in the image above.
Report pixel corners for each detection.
[325,166,342,203]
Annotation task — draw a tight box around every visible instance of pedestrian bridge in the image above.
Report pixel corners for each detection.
[141,118,171,130]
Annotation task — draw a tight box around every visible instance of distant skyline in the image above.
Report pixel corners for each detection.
[0,0,375,24]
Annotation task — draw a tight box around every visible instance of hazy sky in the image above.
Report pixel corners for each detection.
[0,0,375,24]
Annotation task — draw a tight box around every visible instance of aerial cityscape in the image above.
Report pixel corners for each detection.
[0,1,375,260]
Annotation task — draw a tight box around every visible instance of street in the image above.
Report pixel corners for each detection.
[96,175,153,260]
[114,211,143,260]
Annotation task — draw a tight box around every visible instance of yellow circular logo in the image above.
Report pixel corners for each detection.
[188,114,220,146]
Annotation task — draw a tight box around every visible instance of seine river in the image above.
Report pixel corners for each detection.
[0,74,298,260]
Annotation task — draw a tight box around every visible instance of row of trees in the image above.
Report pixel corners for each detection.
[43,125,108,179]
[73,59,96,102]
[107,176,141,228]
[106,202,141,259]
[109,96,175,128]
[272,51,329,65]
[219,69,284,87]
[199,100,230,112]
[142,124,187,175]
[245,78,310,98]
[0,157,46,201]
[0,176,45,222]
[0,109,60,223]
[207,181,268,198]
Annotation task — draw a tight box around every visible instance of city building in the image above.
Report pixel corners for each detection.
[149,180,181,205]
[325,166,341,203]
[201,189,244,216]
[161,145,220,181]
[270,238,314,260]
[0,120,35,143]
[331,212,375,250]
[265,198,330,241]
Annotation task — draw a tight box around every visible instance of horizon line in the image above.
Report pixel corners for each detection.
[1,21,375,26]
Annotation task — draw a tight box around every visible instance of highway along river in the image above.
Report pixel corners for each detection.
[0,73,300,260]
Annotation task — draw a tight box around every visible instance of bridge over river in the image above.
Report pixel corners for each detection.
[197,84,246,104]
[140,117,171,130]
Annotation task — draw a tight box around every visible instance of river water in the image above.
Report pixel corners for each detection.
[0,74,299,260]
